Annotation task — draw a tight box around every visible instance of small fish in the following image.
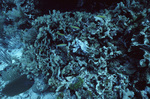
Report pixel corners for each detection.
[96,15,106,18]
[56,31,65,36]
[71,25,80,29]
[39,48,43,52]
[56,44,67,47]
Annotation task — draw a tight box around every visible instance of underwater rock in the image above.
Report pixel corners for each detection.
[1,74,34,96]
